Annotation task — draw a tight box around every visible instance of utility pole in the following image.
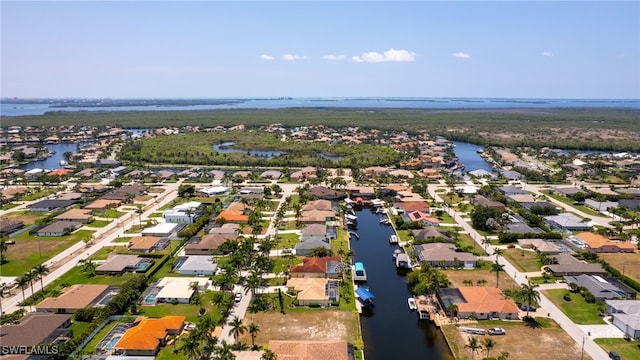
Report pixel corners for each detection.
[580,336,585,360]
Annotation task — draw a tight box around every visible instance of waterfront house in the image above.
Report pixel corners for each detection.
[114,316,186,356]
[575,232,636,253]
[0,312,72,353]
[393,201,431,214]
[437,287,519,320]
[36,284,113,313]
[290,256,343,279]
[606,300,640,339]
[412,243,477,268]
[289,166,317,181]
[260,170,282,179]
[412,227,452,243]
[287,277,340,306]
[308,186,345,200]
[36,221,83,236]
[268,340,349,360]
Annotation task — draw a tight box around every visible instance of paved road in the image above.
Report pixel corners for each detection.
[2,180,183,314]
[427,183,611,360]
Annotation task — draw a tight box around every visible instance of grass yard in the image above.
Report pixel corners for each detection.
[103,209,126,218]
[137,291,222,323]
[134,195,154,202]
[331,229,350,257]
[112,236,132,243]
[0,229,94,276]
[441,319,591,360]
[594,337,640,360]
[542,191,601,217]
[503,248,542,273]
[148,187,166,193]
[443,268,519,291]
[543,289,606,324]
[237,310,362,348]
[275,232,299,249]
[598,252,640,284]
[48,266,137,289]
[457,233,486,256]
[86,220,111,228]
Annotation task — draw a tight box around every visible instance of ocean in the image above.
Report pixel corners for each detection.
[1,97,639,116]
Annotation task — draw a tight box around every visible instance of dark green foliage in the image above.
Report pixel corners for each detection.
[471,206,503,231]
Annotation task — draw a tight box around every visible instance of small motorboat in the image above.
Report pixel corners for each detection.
[408,297,417,311]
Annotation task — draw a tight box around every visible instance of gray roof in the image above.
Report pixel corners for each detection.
[497,185,528,195]
[606,299,640,314]
[564,274,625,300]
[179,256,218,272]
[28,199,76,210]
[544,213,590,230]
[553,187,582,197]
[413,243,477,262]
[36,221,82,234]
[295,237,330,251]
[612,313,640,331]
[412,227,451,241]
[0,312,71,347]
[96,254,142,273]
[301,224,327,236]
[505,222,543,234]
[547,254,605,275]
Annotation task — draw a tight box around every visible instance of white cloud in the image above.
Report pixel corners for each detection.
[259,54,274,60]
[323,54,346,61]
[452,52,471,59]
[543,51,554,57]
[282,54,307,61]
[351,48,417,63]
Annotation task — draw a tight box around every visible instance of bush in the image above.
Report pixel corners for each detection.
[563,293,572,301]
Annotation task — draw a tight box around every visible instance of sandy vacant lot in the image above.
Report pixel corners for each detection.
[597,252,640,284]
[443,321,592,360]
[238,310,361,347]
[443,269,519,292]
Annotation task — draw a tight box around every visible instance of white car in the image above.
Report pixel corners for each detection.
[488,327,506,335]
[234,292,243,302]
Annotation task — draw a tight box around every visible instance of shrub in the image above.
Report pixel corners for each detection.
[563,293,572,301]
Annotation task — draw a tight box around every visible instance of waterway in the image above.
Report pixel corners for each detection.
[350,209,453,360]
[451,141,494,173]
[17,142,94,171]
[3,97,639,116]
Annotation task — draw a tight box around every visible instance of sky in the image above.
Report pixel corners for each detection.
[1,1,639,99]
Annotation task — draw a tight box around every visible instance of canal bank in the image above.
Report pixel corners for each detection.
[350,208,453,360]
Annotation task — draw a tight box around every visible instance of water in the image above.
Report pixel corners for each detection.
[105,336,121,350]
[451,141,493,173]
[213,142,286,159]
[2,97,639,116]
[350,209,452,360]
[144,293,157,304]
[17,142,94,171]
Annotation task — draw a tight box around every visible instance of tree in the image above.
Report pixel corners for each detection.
[26,270,36,296]
[135,204,144,226]
[261,348,277,360]
[15,274,30,302]
[228,316,247,345]
[0,284,8,315]
[180,332,202,360]
[244,271,262,297]
[0,239,8,264]
[79,258,97,277]
[493,248,504,260]
[483,338,497,358]
[248,322,260,349]
[464,336,482,360]
[213,340,236,360]
[32,264,50,292]
[309,247,329,257]
[471,206,503,231]
[520,282,541,317]
[490,261,505,288]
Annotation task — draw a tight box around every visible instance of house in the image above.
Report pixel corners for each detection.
[585,199,618,212]
[0,312,72,353]
[546,253,606,276]
[308,186,345,200]
[260,170,282,179]
[0,218,24,235]
[606,300,640,339]
[497,185,528,196]
[36,284,113,313]
[129,236,163,253]
[208,223,240,235]
[499,170,524,181]
[36,221,83,236]
[54,208,93,223]
[393,201,430,214]
[216,202,249,224]
[295,236,330,256]
[412,243,477,268]
[163,201,203,224]
[389,169,414,178]
[619,199,640,211]
[506,194,536,203]
[199,186,229,196]
[177,256,218,276]
[575,232,636,253]
[553,187,583,198]
[184,234,235,255]
[470,195,506,211]
[268,340,349,360]
[301,223,327,237]
[95,255,153,275]
[114,316,186,356]
[232,170,251,179]
[468,169,493,178]
[437,287,519,320]
[544,213,591,232]
[287,278,340,306]
[28,199,76,212]
[84,199,122,211]
[290,257,344,278]
[302,199,333,212]
[504,222,542,234]
[141,222,179,237]
[289,166,317,181]
[404,210,440,226]
[207,169,226,180]
[564,275,627,301]
[520,201,558,213]
[412,227,451,242]
[517,239,562,254]
[155,277,209,303]
[299,210,335,224]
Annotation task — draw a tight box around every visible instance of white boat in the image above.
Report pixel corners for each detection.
[345,214,358,222]
[408,297,417,311]
[389,234,398,244]
[393,248,402,260]
[380,218,391,225]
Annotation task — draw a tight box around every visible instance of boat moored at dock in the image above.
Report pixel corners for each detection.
[408,297,417,311]
[353,261,368,282]
[389,234,398,244]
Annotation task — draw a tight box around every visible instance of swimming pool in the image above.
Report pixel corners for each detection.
[106,336,121,350]
[98,294,114,306]
[144,293,157,304]
[570,239,585,247]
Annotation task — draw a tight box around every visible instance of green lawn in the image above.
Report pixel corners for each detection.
[542,191,601,217]
[456,233,485,256]
[331,229,350,257]
[137,291,222,323]
[81,319,119,355]
[87,220,111,228]
[48,266,137,289]
[101,209,126,218]
[503,248,542,273]
[275,232,299,249]
[543,289,606,324]
[594,338,640,359]
[113,236,132,243]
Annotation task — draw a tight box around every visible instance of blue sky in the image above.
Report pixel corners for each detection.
[1,1,639,98]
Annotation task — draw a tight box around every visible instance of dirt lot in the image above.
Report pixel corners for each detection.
[443,269,519,292]
[598,252,640,283]
[442,321,592,360]
[4,211,45,225]
[238,310,361,347]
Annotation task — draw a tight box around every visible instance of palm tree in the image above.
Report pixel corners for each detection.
[79,258,97,277]
[0,284,8,314]
[0,239,8,263]
[32,264,50,292]
[135,203,144,226]
[213,340,236,360]
[26,270,36,296]
[520,282,541,317]
[248,322,260,349]
[483,337,497,358]
[490,261,505,288]
[465,336,482,360]
[16,275,29,302]
[228,316,246,345]
[261,348,277,360]
[494,247,504,260]
[180,332,201,360]
[244,271,262,297]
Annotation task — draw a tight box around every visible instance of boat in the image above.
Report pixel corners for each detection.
[393,248,403,260]
[345,214,358,222]
[395,253,410,269]
[389,234,398,244]
[379,218,391,225]
[355,287,375,309]
[348,231,360,239]
[353,262,367,282]
[408,297,417,311]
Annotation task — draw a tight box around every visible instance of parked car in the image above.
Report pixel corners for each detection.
[488,327,506,335]
[520,305,537,312]
[608,351,621,360]
[234,292,243,303]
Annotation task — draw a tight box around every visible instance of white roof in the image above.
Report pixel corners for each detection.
[25,168,44,175]
[141,222,178,235]
[156,277,209,300]
[200,186,228,195]
[180,256,218,272]
[174,201,202,211]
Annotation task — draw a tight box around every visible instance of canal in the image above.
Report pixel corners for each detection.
[452,141,493,173]
[350,209,453,360]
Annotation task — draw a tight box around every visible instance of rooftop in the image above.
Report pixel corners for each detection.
[36,284,110,311]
